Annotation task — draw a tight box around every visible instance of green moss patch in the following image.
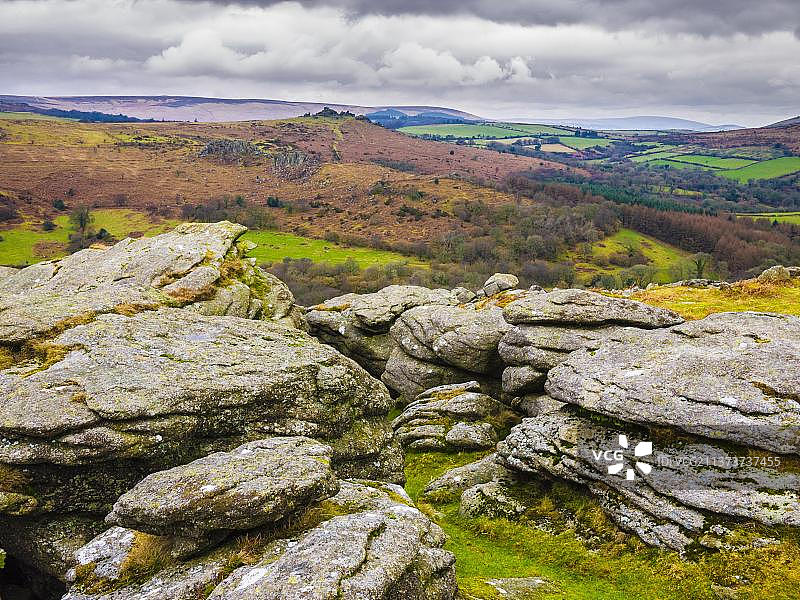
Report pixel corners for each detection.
[404,450,800,600]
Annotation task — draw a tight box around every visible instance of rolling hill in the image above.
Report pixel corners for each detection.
[0,94,481,123]
[515,116,743,132]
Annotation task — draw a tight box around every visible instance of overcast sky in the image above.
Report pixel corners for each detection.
[2,0,799,126]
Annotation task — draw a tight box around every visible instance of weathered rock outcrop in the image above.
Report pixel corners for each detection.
[64,480,456,600]
[0,222,299,345]
[306,285,460,376]
[545,312,800,453]
[207,504,455,600]
[490,311,800,550]
[0,307,403,580]
[0,225,405,585]
[391,305,511,374]
[495,289,683,399]
[498,408,800,551]
[392,382,518,451]
[106,438,339,541]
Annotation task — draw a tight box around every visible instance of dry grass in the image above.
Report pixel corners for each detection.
[630,279,800,320]
[0,346,14,369]
[0,465,29,492]
[163,283,218,305]
[114,302,160,316]
[117,533,175,582]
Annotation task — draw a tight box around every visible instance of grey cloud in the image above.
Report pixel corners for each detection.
[186,0,800,36]
[1,0,798,126]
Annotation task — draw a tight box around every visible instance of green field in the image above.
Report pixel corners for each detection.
[645,159,715,170]
[571,228,688,284]
[502,123,573,135]
[718,157,800,182]
[671,155,756,169]
[0,210,180,266]
[241,230,424,268]
[737,211,800,225]
[0,211,422,269]
[558,136,615,149]
[629,150,683,162]
[398,122,571,139]
[398,123,531,138]
[0,111,76,122]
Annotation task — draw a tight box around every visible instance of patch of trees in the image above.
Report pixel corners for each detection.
[180,195,276,230]
[67,206,114,252]
[37,107,155,123]
[0,193,18,223]
[617,204,800,276]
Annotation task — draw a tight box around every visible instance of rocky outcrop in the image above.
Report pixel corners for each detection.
[65,479,456,600]
[392,382,518,451]
[756,264,800,283]
[106,438,338,542]
[0,307,403,580]
[491,311,800,550]
[545,312,800,453]
[0,222,299,345]
[496,290,683,399]
[498,408,800,551]
[306,285,460,376]
[0,224,407,588]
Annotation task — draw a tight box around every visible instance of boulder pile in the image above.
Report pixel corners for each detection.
[3,226,799,598]
[319,273,799,552]
[62,438,455,600]
[0,223,415,599]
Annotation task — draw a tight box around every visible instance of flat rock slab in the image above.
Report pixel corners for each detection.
[310,285,458,332]
[503,288,683,328]
[545,311,800,453]
[106,437,338,538]
[485,577,557,599]
[0,307,393,463]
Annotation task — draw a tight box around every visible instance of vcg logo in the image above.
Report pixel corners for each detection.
[592,434,652,480]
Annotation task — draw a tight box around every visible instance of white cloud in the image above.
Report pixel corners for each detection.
[0,0,798,125]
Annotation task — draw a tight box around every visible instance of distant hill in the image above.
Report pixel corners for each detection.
[766,116,800,128]
[0,95,481,123]
[512,116,743,132]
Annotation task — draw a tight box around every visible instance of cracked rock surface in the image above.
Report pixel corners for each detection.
[207,504,455,600]
[106,438,339,539]
[545,311,800,453]
[498,408,800,550]
[0,222,299,344]
[306,285,459,377]
[0,307,401,579]
[66,481,456,600]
